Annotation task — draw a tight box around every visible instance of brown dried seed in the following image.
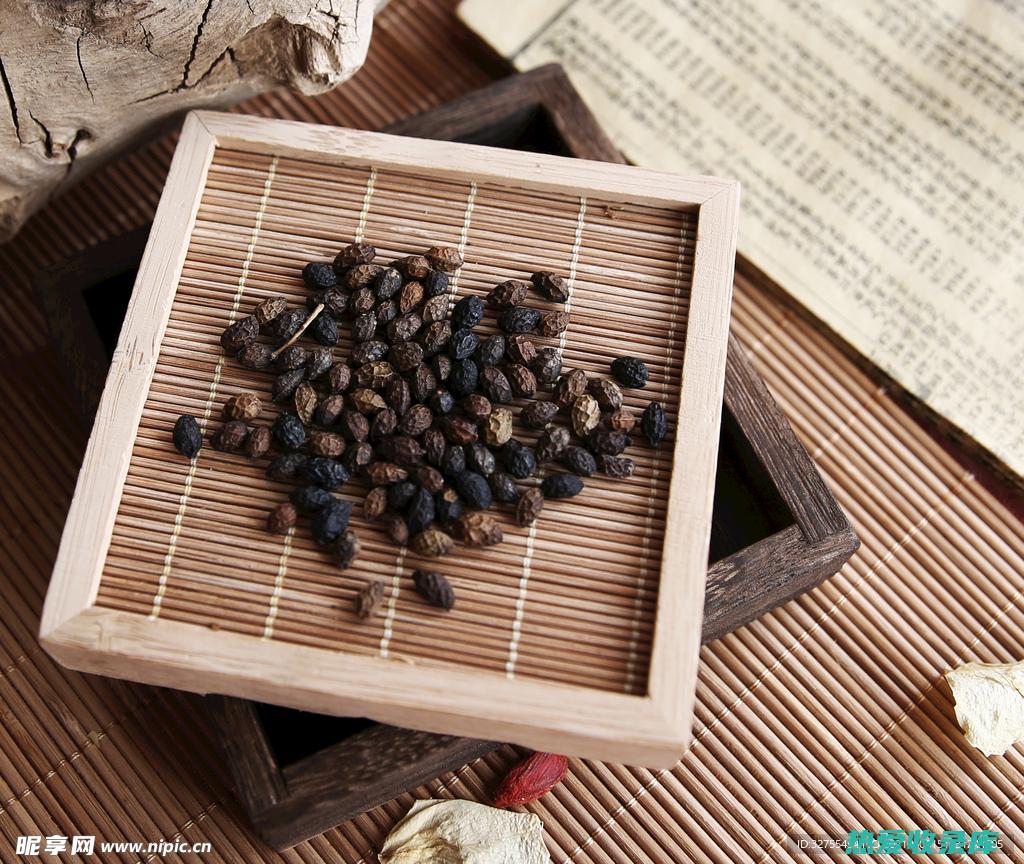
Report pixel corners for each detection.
[386,378,412,416]
[276,344,308,371]
[425,245,464,273]
[327,362,352,394]
[453,511,503,547]
[294,382,318,425]
[245,425,271,459]
[572,394,602,438]
[486,279,529,309]
[601,454,636,478]
[380,435,425,466]
[418,321,450,357]
[555,368,587,408]
[515,487,544,527]
[607,408,636,433]
[350,388,388,415]
[364,486,388,520]
[344,263,384,290]
[356,361,396,390]
[399,280,425,313]
[392,340,427,372]
[267,502,297,534]
[255,295,288,327]
[416,465,445,494]
[480,366,513,403]
[506,363,538,399]
[521,400,559,429]
[482,407,513,446]
[316,394,346,427]
[540,310,570,337]
[382,513,409,546]
[337,529,361,569]
[423,427,446,465]
[440,415,478,445]
[236,342,272,370]
[531,347,563,386]
[335,241,376,269]
[460,394,491,423]
[412,569,455,609]
[535,425,570,462]
[589,378,623,411]
[422,294,450,324]
[370,408,398,440]
[309,431,345,458]
[365,461,408,485]
[399,404,433,437]
[221,315,260,354]
[506,334,537,366]
[355,578,383,618]
[215,420,249,452]
[351,286,377,314]
[398,255,432,280]
[412,529,453,557]
[531,270,571,303]
[224,391,262,421]
[340,409,370,442]
[387,312,423,343]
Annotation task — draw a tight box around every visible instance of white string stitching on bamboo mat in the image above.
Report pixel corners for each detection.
[148,155,278,621]
[354,167,377,244]
[506,196,586,679]
[380,180,477,659]
[262,166,377,640]
[137,802,219,864]
[261,527,294,639]
[622,221,688,692]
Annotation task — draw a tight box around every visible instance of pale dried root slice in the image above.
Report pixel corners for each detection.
[945,660,1024,756]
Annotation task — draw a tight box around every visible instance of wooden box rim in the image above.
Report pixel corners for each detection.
[40,110,741,767]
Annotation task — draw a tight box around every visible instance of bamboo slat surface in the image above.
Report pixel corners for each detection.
[3,0,1024,861]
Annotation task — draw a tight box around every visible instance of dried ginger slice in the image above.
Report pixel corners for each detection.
[946,660,1024,756]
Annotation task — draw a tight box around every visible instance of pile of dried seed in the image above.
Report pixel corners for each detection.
[172,242,667,615]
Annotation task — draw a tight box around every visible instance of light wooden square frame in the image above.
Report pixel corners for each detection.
[40,111,740,767]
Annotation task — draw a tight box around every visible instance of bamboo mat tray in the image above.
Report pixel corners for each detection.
[3,0,1024,860]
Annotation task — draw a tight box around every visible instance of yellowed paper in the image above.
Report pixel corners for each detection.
[379,799,550,864]
[946,661,1024,756]
[460,0,1024,480]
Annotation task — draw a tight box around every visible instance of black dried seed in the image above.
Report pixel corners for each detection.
[269,309,306,343]
[343,442,373,475]
[172,414,202,458]
[267,452,307,482]
[531,271,571,303]
[302,261,337,290]
[541,472,584,499]
[272,368,306,403]
[387,312,422,343]
[276,345,307,370]
[413,569,455,610]
[536,426,570,463]
[390,341,424,372]
[453,470,492,510]
[272,413,307,451]
[374,267,403,299]
[451,295,484,330]
[236,342,272,370]
[479,366,513,403]
[300,457,350,490]
[352,311,378,343]
[311,289,348,318]
[601,455,636,478]
[423,269,449,298]
[431,353,453,382]
[352,287,377,315]
[586,428,630,456]
[221,315,259,354]
[448,358,478,398]
[387,480,418,511]
[339,409,370,442]
[379,435,425,466]
[531,347,563,386]
[306,347,333,380]
[441,445,467,478]
[429,389,455,415]
[409,365,438,403]
[520,400,559,429]
[376,299,399,326]
[419,321,451,356]
[488,471,520,504]
[422,294,449,324]
[641,401,667,447]
[290,484,334,513]
[499,439,537,479]
[562,446,597,476]
[309,312,339,346]
[449,328,479,360]
[370,408,398,441]
[475,334,506,367]
[435,488,463,529]
[352,340,389,366]
[498,305,541,334]
[406,487,436,535]
[506,363,537,398]
[466,442,496,476]
[400,403,433,436]
[312,499,353,545]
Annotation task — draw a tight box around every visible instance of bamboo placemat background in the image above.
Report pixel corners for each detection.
[3,1,1024,861]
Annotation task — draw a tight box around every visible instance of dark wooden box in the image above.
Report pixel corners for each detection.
[36,65,857,849]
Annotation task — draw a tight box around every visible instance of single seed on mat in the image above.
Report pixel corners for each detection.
[412,569,455,609]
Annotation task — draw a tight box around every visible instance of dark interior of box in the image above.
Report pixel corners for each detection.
[74,103,796,768]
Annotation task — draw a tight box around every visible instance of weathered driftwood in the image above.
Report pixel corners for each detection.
[0,0,374,241]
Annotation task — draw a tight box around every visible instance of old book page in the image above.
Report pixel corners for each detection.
[460,0,1024,483]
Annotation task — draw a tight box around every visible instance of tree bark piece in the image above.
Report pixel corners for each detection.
[0,0,374,241]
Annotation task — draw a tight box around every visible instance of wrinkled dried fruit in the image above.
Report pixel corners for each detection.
[412,569,455,609]
[300,457,349,490]
[309,431,346,458]
[399,280,425,314]
[272,413,306,451]
[423,269,449,298]
[245,425,271,459]
[388,312,423,343]
[294,382,318,425]
[352,288,377,316]
[352,340,388,366]
[562,445,597,476]
[221,315,260,354]
[494,751,569,808]
[272,368,306,403]
[460,393,491,423]
[350,388,388,415]
[480,366,513,403]
[506,334,537,366]
[406,487,436,535]
[474,333,505,368]
[422,293,449,323]
[441,445,467,478]
[448,358,478,398]
[453,470,492,509]
[453,511,503,547]
[587,428,630,456]
[315,394,346,427]
[340,409,370,443]
[309,312,339,346]
[410,365,438,402]
[521,400,559,429]
[606,408,636,433]
[601,455,636,478]
[303,261,337,290]
[541,472,584,499]
[255,295,288,327]
[380,435,425,466]
[589,378,623,411]
[535,426,569,462]
[314,289,349,318]
[418,321,451,357]
[531,347,563,386]
[435,487,463,529]
[386,378,412,416]
[540,310,570,337]
[554,368,587,408]
[357,360,397,390]
[412,529,453,558]
[364,486,388,520]
[306,347,334,380]
[312,499,352,545]
[344,442,373,474]
[376,299,399,327]
[482,407,513,446]
[641,401,667,447]
[397,255,432,280]
[610,356,649,388]
[372,266,401,299]
[425,245,463,273]
[355,578,383,617]
[449,328,479,360]
[335,241,376,270]
[506,363,538,398]
[500,440,537,479]
[365,461,408,485]
[267,502,297,534]
[465,441,496,476]
[498,305,541,334]
[172,414,202,458]
[423,427,446,466]
[452,295,484,330]
[388,480,418,511]
[487,279,529,309]
[440,415,478,445]
[416,465,445,494]
[290,484,334,513]
[236,342,272,370]
[267,452,307,482]
[382,513,409,545]
[352,311,378,343]
[328,362,352,394]
[370,408,398,441]
[489,471,520,504]
[400,404,433,437]
[531,271,571,303]
[430,389,455,420]
[214,420,249,452]
[515,487,544,527]
[571,394,601,437]
[344,263,384,290]
[269,308,306,343]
